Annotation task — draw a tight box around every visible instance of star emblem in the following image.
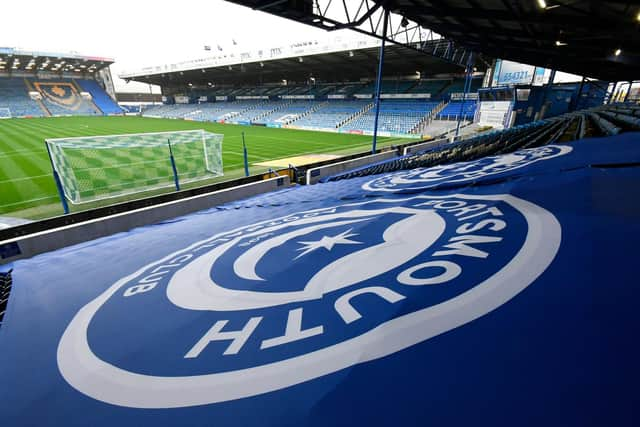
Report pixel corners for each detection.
[294,228,362,260]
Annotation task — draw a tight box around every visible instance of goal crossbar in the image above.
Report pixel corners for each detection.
[45,129,223,206]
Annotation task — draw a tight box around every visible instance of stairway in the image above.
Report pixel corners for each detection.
[338,102,374,128]
[251,101,291,123]
[411,101,448,134]
[23,78,51,117]
[287,101,328,125]
[72,79,103,115]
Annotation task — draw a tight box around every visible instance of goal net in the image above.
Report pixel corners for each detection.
[0,108,11,119]
[46,130,223,204]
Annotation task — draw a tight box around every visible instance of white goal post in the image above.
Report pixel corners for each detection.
[45,129,223,205]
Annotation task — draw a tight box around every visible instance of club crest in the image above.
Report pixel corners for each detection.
[58,194,560,408]
[33,82,83,111]
[363,145,572,192]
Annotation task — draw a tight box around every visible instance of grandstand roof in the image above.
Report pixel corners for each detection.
[225,0,640,82]
[122,43,481,87]
[0,47,114,74]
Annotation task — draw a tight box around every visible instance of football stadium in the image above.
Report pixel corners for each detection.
[0,1,639,426]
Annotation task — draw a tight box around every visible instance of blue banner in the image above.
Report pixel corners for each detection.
[1,134,639,426]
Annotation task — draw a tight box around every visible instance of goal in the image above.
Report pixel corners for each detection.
[0,108,11,119]
[46,130,223,204]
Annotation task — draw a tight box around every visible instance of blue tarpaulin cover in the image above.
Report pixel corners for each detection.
[1,134,639,426]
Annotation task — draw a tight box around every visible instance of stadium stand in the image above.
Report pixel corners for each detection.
[0,78,44,117]
[76,79,123,114]
[138,96,477,135]
[307,84,337,96]
[328,83,364,96]
[26,78,101,116]
[254,101,324,125]
[292,100,371,129]
[437,100,477,121]
[232,102,284,123]
[0,74,120,117]
[119,105,143,114]
[323,103,640,182]
[143,77,485,134]
[209,101,269,121]
[142,101,279,122]
[340,100,440,134]
[0,270,11,328]
[142,103,201,118]
[406,79,450,95]
[355,80,415,94]
[441,77,483,95]
[187,103,228,121]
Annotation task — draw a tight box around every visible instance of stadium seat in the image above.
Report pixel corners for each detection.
[76,79,123,115]
[340,100,441,134]
[293,100,372,129]
[436,101,478,121]
[0,78,45,117]
[27,78,101,116]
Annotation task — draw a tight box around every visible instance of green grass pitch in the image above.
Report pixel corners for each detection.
[0,116,412,220]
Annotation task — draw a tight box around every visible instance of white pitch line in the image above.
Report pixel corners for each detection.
[1,194,59,208]
[0,173,52,185]
[0,149,46,159]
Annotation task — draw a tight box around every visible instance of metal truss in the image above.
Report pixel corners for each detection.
[291,0,474,68]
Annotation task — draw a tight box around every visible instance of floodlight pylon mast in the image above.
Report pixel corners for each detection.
[371,7,389,154]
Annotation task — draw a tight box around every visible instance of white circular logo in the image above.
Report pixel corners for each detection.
[363,145,573,192]
[58,194,560,408]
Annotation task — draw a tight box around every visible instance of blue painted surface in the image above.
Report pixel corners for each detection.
[1,134,639,426]
[76,79,123,114]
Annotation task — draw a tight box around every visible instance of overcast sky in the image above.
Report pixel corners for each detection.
[1,0,358,92]
[1,0,586,93]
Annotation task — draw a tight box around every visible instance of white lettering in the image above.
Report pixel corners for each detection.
[151,264,180,273]
[416,200,466,209]
[185,317,262,357]
[397,261,461,286]
[448,204,488,218]
[261,308,323,349]
[194,238,231,251]
[335,286,406,324]
[139,272,168,284]
[434,235,502,259]
[123,283,157,297]
[458,207,503,221]
[169,254,193,264]
[457,219,506,234]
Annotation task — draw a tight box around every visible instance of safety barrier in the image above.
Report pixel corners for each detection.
[0,176,289,263]
[402,138,449,155]
[306,151,398,184]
